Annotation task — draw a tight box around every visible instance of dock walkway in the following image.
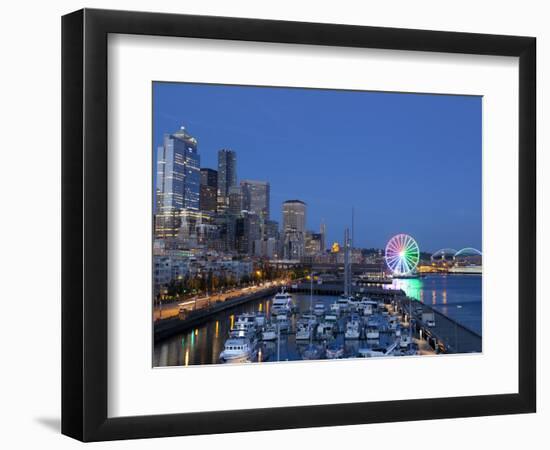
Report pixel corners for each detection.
[395,297,482,353]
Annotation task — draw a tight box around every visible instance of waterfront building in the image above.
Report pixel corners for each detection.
[240,180,270,221]
[199,168,218,213]
[217,149,237,212]
[153,253,253,296]
[155,126,200,244]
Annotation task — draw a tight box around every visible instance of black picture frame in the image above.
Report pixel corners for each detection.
[62,8,536,442]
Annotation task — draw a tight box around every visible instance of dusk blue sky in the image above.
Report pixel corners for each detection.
[153,82,481,253]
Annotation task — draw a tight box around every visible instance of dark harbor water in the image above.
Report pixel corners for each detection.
[153,293,376,367]
[153,274,482,367]
[388,274,482,334]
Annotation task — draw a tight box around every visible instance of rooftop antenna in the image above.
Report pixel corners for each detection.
[351,207,355,250]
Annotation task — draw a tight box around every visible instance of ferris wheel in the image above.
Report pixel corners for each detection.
[385,234,420,275]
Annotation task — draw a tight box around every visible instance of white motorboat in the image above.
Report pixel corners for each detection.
[273,314,289,332]
[316,322,334,340]
[367,316,380,327]
[365,326,380,340]
[219,338,256,363]
[261,324,277,341]
[345,315,361,339]
[295,321,312,340]
[330,302,341,314]
[229,327,256,341]
[358,299,376,316]
[347,296,362,311]
[324,313,338,323]
[336,295,351,311]
[313,302,326,316]
[234,313,257,331]
[301,313,317,326]
[271,288,293,315]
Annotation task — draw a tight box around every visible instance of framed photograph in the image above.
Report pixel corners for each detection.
[62,8,536,441]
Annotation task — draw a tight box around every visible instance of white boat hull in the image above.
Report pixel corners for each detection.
[262,332,277,341]
[345,331,360,339]
[296,331,311,340]
[219,351,253,363]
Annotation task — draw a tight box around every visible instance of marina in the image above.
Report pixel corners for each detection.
[153,274,481,366]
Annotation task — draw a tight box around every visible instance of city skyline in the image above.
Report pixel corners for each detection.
[153,82,482,252]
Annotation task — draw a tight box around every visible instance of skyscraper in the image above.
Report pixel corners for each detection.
[199,168,218,213]
[155,126,200,241]
[320,221,327,253]
[240,180,270,220]
[227,185,243,216]
[235,211,261,255]
[282,200,307,259]
[217,149,237,211]
[282,200,306,234]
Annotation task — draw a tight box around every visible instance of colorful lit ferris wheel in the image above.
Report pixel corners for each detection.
[385,234,420,275]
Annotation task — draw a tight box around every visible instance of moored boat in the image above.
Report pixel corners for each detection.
[271,288,294,315]
[365,326,380,340]
[316,321,334,340]
[261,324,277,341]
[345,315,361,339]
[295,321,313,340]
[313,302,326,316]
[219,338,256,363]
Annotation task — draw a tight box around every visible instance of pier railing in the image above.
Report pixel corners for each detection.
[394,297,482,353]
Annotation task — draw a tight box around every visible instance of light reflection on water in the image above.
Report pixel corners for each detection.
[386,274,482,333]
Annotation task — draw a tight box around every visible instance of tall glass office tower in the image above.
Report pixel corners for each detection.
[155,126,200,241]
[282,200,306,234]
[217,149,237,211]
[282,200,307,259]
[240,180,270,220]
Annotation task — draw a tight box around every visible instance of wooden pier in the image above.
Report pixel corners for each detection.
[393,297,482,353]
